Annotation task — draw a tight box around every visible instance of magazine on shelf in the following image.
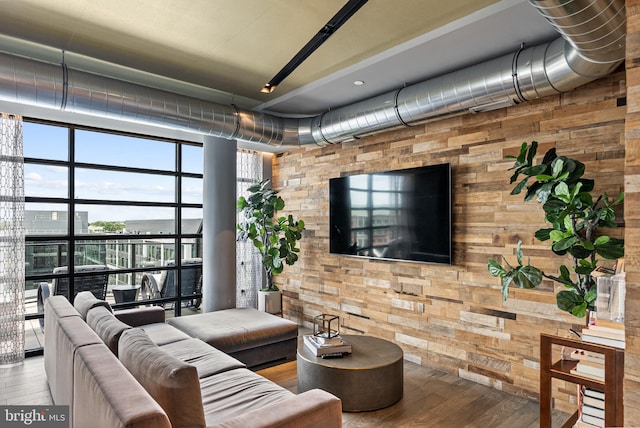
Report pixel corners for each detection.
[580,413,605,427]
[303,334,352,357]
[583,388,605,401]
[581,332,625,349]
[582,395,604,410]
[570,367,604,382]
[574,360,605,378]
[588,319,624,335]
[582,403,605,420]
[582,327,625,342]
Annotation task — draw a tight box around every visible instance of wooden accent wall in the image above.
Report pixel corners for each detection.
[272,71,626,411]
[625,0,640,424]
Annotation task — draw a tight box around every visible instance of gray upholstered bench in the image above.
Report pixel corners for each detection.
[166,307,298,368]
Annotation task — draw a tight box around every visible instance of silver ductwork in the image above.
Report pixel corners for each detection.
[0,0,626,147]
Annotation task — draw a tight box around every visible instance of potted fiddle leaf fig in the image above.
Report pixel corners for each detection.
[488,141,624,318]
[237,179,305,313]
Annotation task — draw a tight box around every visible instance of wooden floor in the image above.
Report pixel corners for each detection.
[1,355,568,427]
[257,360,569,428]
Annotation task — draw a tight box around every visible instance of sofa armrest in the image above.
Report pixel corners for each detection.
[209,389,341,428]
[115,306,165,326]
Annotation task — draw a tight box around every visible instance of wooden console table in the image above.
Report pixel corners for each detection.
[539,333,624,428]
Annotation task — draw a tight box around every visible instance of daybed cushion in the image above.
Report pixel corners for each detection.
[140,322,192,346]
[86,305,131,356]
[199,367,293,425]
[74,343,171,428]
[114,306,165,326]
[159,338,246,379]
[166,308,298,352]
[119,328,206,428]
[74,291,112,319]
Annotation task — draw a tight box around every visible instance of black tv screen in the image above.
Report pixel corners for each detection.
[329,164,451,264]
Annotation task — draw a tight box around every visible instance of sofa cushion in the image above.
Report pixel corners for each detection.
[159,338,246,379]
[74,343,171,428]
[50,315,102,410]
[86,305,131,356]
[119,328,206,428]
[140,322,191,346]
[74,291,112,320]
[166,308,298,353]
[43,296,81,391]
[199,367,293,425]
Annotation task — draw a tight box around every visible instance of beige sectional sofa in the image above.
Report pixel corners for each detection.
[44,292,341,428]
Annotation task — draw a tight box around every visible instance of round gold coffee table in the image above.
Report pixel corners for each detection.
[297,334,403,412]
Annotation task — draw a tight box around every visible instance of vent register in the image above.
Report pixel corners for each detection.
[0,0,626,147]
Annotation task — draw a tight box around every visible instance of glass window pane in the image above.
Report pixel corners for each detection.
[75,168,175,203]
[182,144,203,174]
[74,204,175,232]
[181,208,202,234]
[25,240,68,282]
[25,239,68,317]
[23,122,68,161]
[75,130,175,171]
[182,177,202,204]
[25,163,68,198]
[25,203,69,235]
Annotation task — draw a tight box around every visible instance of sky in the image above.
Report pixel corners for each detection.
[23,122,203,223]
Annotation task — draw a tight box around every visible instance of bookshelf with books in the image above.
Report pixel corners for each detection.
[576,387,606,428]
[540,334,624,428]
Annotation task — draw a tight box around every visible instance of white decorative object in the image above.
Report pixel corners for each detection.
[596,273,626,323]
[258,289,281,314]
[0,114,25,367]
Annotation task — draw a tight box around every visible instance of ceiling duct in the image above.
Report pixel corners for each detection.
[0,0,626,148]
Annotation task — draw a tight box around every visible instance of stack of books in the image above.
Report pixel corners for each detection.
[575,388,605,427]
[582,319,625,349]
[303,334,352,358]
[569,350,605,381]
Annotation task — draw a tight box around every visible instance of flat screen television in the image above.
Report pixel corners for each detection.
[329,163,451,264]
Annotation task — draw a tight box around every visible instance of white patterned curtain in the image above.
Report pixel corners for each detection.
[0,114,25,366]
[236,149,263,309]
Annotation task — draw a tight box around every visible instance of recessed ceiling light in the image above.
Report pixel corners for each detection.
[353,80,365,86]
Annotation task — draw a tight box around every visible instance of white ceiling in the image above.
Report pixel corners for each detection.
[0,0,559,150]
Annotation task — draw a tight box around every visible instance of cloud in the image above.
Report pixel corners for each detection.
[25,172,42,181]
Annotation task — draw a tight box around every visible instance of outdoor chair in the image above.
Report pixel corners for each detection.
[140,258,202,309]
[37,264,110,327]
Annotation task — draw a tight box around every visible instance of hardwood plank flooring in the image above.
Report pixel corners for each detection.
[1,355,568,427]
[258,359,570,428]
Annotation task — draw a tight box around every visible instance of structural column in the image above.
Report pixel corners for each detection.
[202,136,236,311]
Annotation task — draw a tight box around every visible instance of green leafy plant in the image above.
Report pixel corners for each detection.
[237,179,305,291]
[488,141,624,318]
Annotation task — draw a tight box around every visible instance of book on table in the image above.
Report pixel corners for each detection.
[303,334,352,357]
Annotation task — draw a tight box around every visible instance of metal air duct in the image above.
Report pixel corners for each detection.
[0,0,626,147]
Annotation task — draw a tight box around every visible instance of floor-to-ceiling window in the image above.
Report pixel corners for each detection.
[23,119,203,355]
